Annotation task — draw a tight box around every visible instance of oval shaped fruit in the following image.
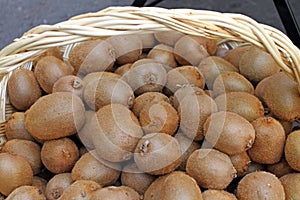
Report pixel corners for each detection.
[285,130,300,171]
[138,33,156,50]
[230,152,251,177]
[45,173,73,200]
[90,186,140,200]
[170,86,204,110]
[32,176,47,196]
[267,158,294,178]
[77,110,96,150]
[144,175,168,200]
[52,75,85,98]
[224,45,250,67]
[82,71,121,85]
[202,189,237,200]
[25,92,85,140]
[280,173,300,200]
[6,186,46,200]
[154,31,184,46]
[147,44,177,68]
[8,68,42,110]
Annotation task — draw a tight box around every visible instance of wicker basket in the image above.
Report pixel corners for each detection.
[0,6,300,148]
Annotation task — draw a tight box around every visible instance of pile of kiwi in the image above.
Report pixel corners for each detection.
[2,30,300,199]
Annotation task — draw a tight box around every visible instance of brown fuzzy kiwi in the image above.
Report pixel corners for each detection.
[2,139,41,175]
[154,31,184,46]
[107,34,142,65]
[35,56,73,93]
[165,65,205,95]
[215,46,229,58]
[186,149,237,190]
[174,35,216,66]
[224,45,250,67]
[127,59,167,95]
[239,46,280,83]
[241,162,266,177]
[0,153,33,196]
[280,173,300,199]
[32,176,47,195]
[5,112,34,141]
[33,47,63,66]
[237,171,285,200]
[121,163,156,194]
[6,186,46,200]
[92,104,143,163]
[202,190,237,200]
[248,117,285,164]
[77,110,96,150]
[147,44,177,68]
[83,77,134,111]
[198,56,238,89]
[230,152,251,177]
[45,173,73,200]
[7,68,42,110]
[139,101,179,135]
[68,39,116,75]
[114,63,132,78]
[213,71,254,97]
[215,92,264,122]
[170,86,204,110]
[58,180,101,200]
[90,186,140,200]
[82,71,121,85]
[144,175,168,200]
[25,92,85,140]
[267,159,294,178]
[52,75,85,98]
[132,92,169,117]
[71,150,121,186]
[41,138,79,174]
[179,93,218,141]
[285,130,300,171]
[134,132,182,175]
[139,33,156,50]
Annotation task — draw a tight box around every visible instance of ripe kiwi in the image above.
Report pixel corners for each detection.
[121,163,156,194]
[267,159,294,178]
[213,71,254,97]
[154,31,184,46]
[239,46,280,83]
[147,44,177,68]
[68,39,116,75]
[114,63,132,80]
[92,104,143,162]
[280,173,300,199]
[25,92,86,140]
[134,132,182,175]
[224,45,250,67]
[5,112,34,141]
[2,139,41,175]
[41,137,79,174]
[45,173,73,200]
[202,189,237,200]
[32,176,47,195]
[179,93,218,141]
[215,92,264,122]
[71,150,121,186]
[7,68,42,110]
[198,56,238,89]
[139,101,179,135]
[237,171,285,200]
[52,75,85,98]
[33,47,63,66]
[186,149,236,190]
[82,71,121,85]
[230,152,251,177]
[77,110,96,150]
[83,77,134,111]
[144,175,168,200]
[138,33,156,50]
[90,186,140,200]
[203,111,255,155]
[285,130,300,171]
[0,153,33,196]
[170,86,204,110]
[6,186,46,200]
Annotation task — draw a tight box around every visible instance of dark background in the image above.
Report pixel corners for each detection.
[1,0,299,49]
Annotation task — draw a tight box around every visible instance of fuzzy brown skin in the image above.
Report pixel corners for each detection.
[6,186,46,200]
[25,92,86,140]
[32,176,47,196]
[139,33,156,50]
[114,63,133,82]
[170,86,204,110]
[224,45,251,68]
[7,68,42,110]
[147,44,177,68]
[285,130,300,171]
[77,110,96,150]
[144,175,168,200]
[33,47,63,66]
[82,71,121,85]
[237,171,285,200]
[267,159,294,178]
[52,75,85,98]
[45,173,73,200]
[90,186,140,200]
[202,190,237,200]
[280,173,300,199]
[230,152,251,177]
[154,31,184,46]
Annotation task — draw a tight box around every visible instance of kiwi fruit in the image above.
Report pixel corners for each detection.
[202,189,237,200]
[213,71,254,97]
[224,45,250,67]
[5,112,34,141]
[7,68,42,110]
[121,163,156,194]
[198,56,238,89]
[132,92,169,117]
[230,152,251,177]
[25,92,86,140]
[45,173,73,200]
[139,101,179,135]
[6,186,46,200]
[41,137,79,174]
[2,139,41,175]
[134,132,182,175]
[179,93,218,141]
[107,34,142,65]
[170,86,204,110]
[285,130,300,171]
[52,75,85,98]
[237,171,285,200]
[138,33,156,50]
[280,173,300,199]
[79,146,89,156]
[33,47,63,66]
[215,46,229,58]
[83,77,134,110]
[215,92,264,122]
[154,31,184,46]
[68,39,116,75]
[144,175,168,200]
[267,159,294,178]
[147,44,177,68]
[90,186,140,200]
[239,46,280,83]
[32,176,47,195]
[203,111,255,155]
[0,153,33,196]
[127,59,167,95]
[82,71,121,85]
[114,63,132,79]
[77,110,96,150]
[92,104,143,162]
[71,150,121,186]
